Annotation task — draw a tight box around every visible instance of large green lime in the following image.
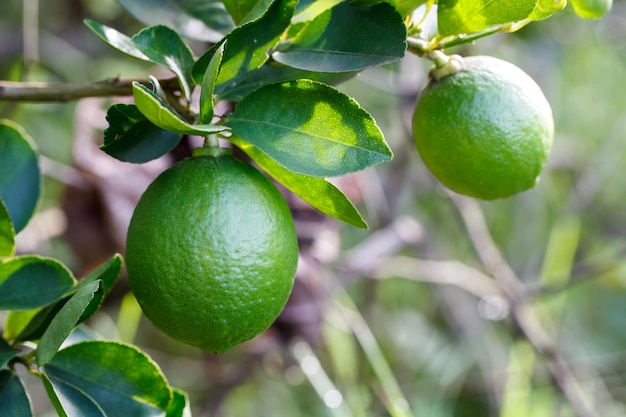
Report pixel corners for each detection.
[125,148,298,353]
[412,55,554,200]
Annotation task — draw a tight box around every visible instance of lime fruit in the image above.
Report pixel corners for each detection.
[412,55,554,200]
[570,0,612,19]
[125,147,298,353]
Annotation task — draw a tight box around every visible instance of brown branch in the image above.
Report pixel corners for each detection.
[0,77,181,102]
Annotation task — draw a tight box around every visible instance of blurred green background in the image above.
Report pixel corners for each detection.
[2,1,626,416]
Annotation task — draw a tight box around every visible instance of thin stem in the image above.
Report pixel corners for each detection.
[0,77,180,102]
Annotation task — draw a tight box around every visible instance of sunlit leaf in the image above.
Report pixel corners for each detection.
[221,0,261,24]
[0,120,41,234]
[101,104,182,163]
[132,82,230,135]
[199,43,225,124]
[83,20,149,60]
[131,25,195,99]
[273,2,406,72]
[225,79,393,177]
[232,137,368,228]
[438,0,536,36]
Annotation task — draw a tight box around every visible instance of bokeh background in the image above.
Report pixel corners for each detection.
[2,0,626,416]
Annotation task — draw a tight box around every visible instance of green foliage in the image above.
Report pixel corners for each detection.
[0,0,619,415]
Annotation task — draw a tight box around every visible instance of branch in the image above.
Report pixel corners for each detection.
[0,77,181,102]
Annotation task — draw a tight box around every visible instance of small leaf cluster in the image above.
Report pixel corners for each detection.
[0,120,188,416]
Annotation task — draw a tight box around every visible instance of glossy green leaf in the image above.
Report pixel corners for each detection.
[222,0,261,23]
[232,137,368,228]
[43,341,173,417]
[117,0,234,42]
[528,0,567,20]
[195,0,297,92]
[166,388,192,417]
[350,0,427,17]
[0,198,15,260]
[41,372,105,417]
[437,0,536,36]
[131,25,195,99]
[292,0,344,23]
[0,120,41,234]
[36,281,103,366]
[83,20,149,60]
[0,256,76,311]
[101,104,182,163]
[218,61,357,101]
[199,43,225,124]
[0,370,33,417]
[0,338,19,369]
[273,2,406,72]
[225,79,393,177]
[4,254,123,342]
[133,82,230,135]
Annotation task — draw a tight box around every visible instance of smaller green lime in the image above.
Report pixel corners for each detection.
[412,55,554,200]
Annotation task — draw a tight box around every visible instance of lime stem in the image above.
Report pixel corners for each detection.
[204,135,220,148]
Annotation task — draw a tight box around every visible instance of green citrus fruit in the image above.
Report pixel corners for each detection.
[412,55,554,200]
[125,147,299,353]
[570,0,612,19]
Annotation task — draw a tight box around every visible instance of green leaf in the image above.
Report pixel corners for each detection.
[83,20,149,60]
[166,388,192,417]
[350,0,427,17]
[101,104,182,163]
[0,370,33,417]
[527,0,567,20]
[221,0,261,24]
[273,2,406,72]
[218,61,357,101]
[3,255,123,342]
[292,0,344,23]
[36,281,104,366]
[232,137,368,228]
[0,198,15,260]
[225,79,393,177]
[0,338,19,369]
[0,256,76,311]
[43,340,173,417]
[133,82,230,135]
[0,120,41,234]
[199,43,225,124]
[195,0,297,92]
[437,0,536,36]
[131,25,196,99]
[41,372,104,417]
[117,0,234,42]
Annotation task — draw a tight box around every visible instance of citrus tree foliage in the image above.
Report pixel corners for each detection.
[0,0,610,415]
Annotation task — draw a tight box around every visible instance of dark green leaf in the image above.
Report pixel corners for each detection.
[43,340,173,417]
[117,0,234,42]
[0,120,41,234]
[133,82,230,135]
[83,20,149,60]
[0,198,15,260]
[199,43,225,124]
[273,2,406,72]
[0,256,76,311]
[0,370,33,417]
[131,25,196,99]
[218,61,357,101]
[0,338,19,369]
[4,255,123,342]
[438,0,536,36]
[166,388,192,417]
[41,372,104,417]
[36,281,104,366]
[101,104,182,163]
[192,0,296,90]
[225,79,393,177]
[232,137,368,228]
[221,0,261,24]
